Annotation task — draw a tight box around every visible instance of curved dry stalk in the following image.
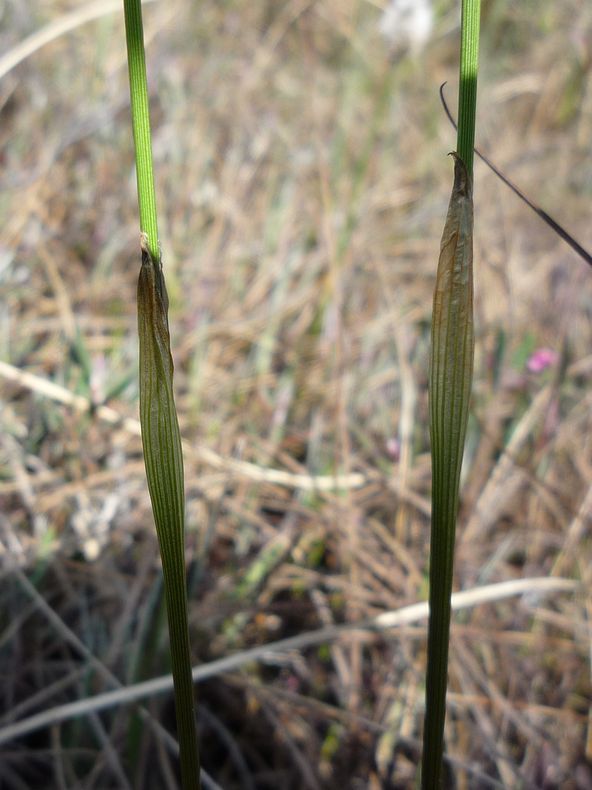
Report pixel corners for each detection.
[0,576,576,747]
[0,0,156,83]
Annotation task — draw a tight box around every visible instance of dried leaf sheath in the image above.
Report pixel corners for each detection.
[137,246,200,788]
[138,247,184,538]
[423,154,474,785]
[430,153,474,505]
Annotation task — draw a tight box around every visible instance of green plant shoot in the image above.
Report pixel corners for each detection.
[123,1,201,787]
[422,1,480,786]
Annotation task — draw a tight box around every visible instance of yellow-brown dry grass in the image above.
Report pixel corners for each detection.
[0,1,591,788]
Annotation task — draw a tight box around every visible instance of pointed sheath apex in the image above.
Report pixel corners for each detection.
[449,151,472,199]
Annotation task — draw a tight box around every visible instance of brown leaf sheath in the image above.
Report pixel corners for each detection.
[423,153,474,787]
[137,246,201,788]
[430,153,474,519]
[137,246,185,541]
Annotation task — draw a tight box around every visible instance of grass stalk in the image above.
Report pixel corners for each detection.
[123,0,159,259]
[122,1,201,787]
[422,1,480,787]
[456,0,480,177]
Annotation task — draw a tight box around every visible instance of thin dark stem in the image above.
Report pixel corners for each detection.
[440,83,592,268]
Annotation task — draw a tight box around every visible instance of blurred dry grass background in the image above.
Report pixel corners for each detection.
[0,0,591,787]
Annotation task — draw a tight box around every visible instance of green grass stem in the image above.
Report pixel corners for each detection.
[123,2,201,787]
[456,0,481,177]
[123,0,159,260]
[422,2,480,787]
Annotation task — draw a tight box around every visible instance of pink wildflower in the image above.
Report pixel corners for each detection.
[385,437,401,461]
[526,348,558,374]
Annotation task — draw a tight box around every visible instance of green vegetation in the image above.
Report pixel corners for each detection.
[0,1,589,787]
[123,1,200,787]
[423,3,480,786]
